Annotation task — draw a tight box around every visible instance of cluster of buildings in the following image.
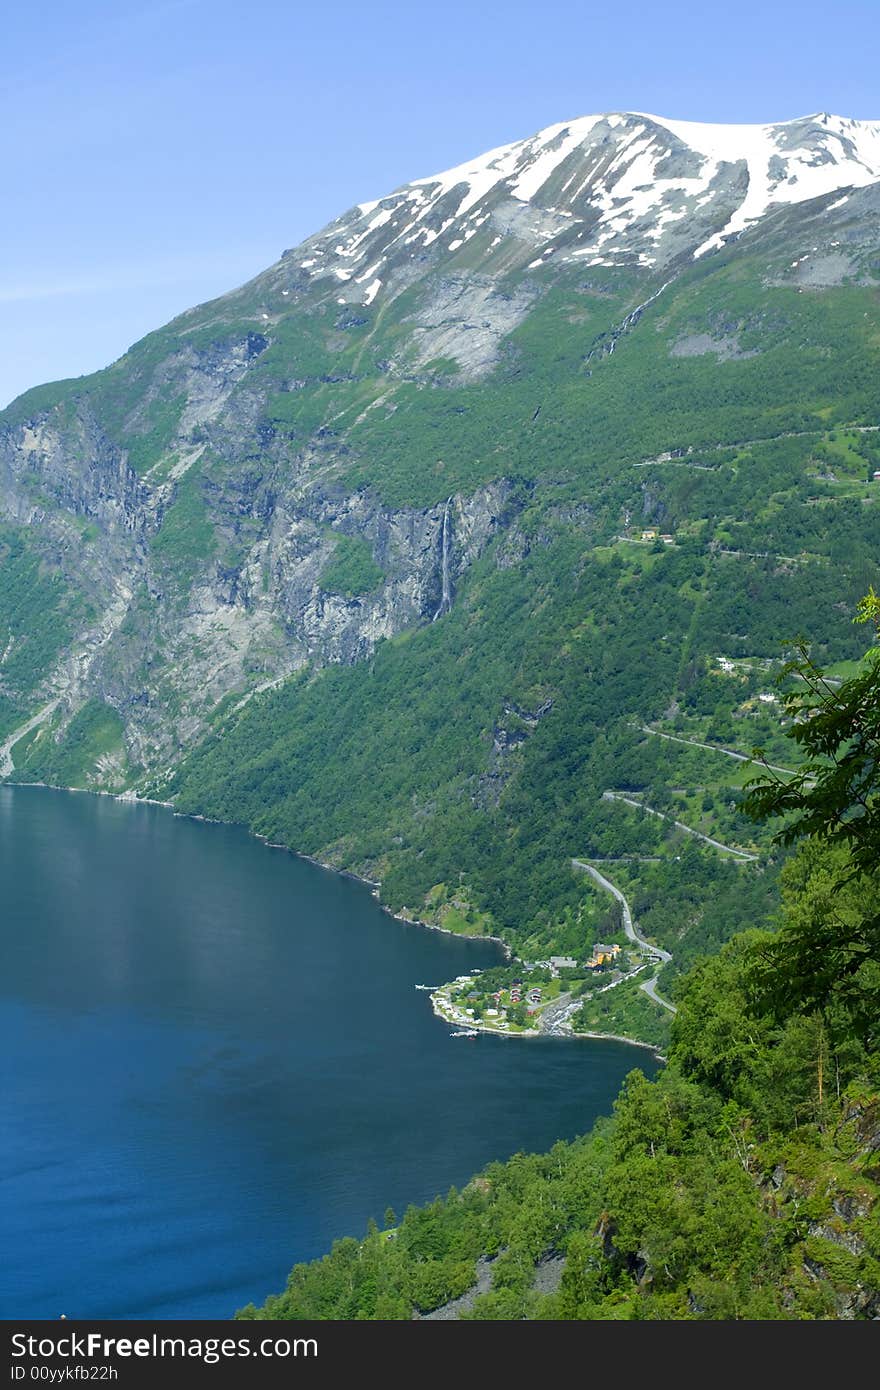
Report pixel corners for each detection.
[587,942,621,970]
[504,980,541,1003]
[487,980,544,1014]
[437,941,628,1034]
[548,955,577,974]
[548,947,623,972]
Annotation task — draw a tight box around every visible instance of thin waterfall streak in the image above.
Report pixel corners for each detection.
[432,496,454,621]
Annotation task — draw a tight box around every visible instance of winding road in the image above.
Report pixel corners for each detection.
[640,973,677,1014]
[601,791,759,860]
[574,773,767,1013]
[636,724,797,778]
[571,859,677,1014]
[634,423,880,468]
[572,861,671,961]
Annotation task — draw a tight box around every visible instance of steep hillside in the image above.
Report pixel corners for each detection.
[239,621,880,1320]
[2,111,880,1034]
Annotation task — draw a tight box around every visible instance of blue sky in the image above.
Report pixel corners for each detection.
[2,0,878,407]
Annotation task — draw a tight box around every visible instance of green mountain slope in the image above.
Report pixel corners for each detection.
[3,110,880,1319]
[1,113,879,1034]
[239,626,880,1319]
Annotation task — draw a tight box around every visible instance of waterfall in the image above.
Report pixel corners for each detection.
[432,496,454,621]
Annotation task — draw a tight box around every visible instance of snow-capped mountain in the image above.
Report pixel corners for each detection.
[288,112,880,306]
[3,108,880,791]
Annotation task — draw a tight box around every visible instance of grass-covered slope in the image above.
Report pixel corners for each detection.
[157,200,879,1008]
[0,523,92,737]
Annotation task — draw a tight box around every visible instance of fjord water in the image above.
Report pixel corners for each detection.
[1,787,656,1319]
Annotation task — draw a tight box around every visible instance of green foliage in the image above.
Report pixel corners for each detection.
[0,694,25,741]
[3,169,880,1319]
[743,605,880,1040]
[746,843,880,1049]
[169,528,869,990]
[240,603,880,1321]
[570,976,671,1050]
[745,629,880,878]
[338,264,880,507]
[242,1029,879,1320]
[13,699,128,787]
[319,534,385,597]
[123,391,187,475]
[151,470,217,582]
[0,525,91,701]
[0,376,88,431]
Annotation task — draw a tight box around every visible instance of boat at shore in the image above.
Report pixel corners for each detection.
[451,1028,478,1038]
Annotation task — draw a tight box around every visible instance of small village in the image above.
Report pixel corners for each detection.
[430,940,646,1036]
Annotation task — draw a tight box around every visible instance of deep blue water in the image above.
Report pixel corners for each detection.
[0,786,656,1318]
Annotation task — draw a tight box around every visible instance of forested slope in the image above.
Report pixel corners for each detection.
[238,610,880,1319]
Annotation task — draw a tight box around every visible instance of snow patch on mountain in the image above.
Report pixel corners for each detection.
[291,111,880,306]
[649,112,880,255]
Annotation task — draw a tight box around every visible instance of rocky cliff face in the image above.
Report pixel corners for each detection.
[0,382,520,779]
[1,109,879,787]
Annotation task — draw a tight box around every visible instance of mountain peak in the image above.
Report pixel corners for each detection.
[283,111,880,310]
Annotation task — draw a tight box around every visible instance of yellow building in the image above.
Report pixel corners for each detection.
[589,943,622,967]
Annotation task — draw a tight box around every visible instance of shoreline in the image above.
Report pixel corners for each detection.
[254,834,513,957]
[430,991,662,1057]
[571,1028,666,1057]
[3,778,655,1054]
[3,779,176,810]
[381,903,513,958]
[119,790,506,956]
[3,777,512,955]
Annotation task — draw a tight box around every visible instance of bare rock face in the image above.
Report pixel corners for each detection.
[0,378,520,778]
[398,276,536,383]
[231,477,516,673]
[2,110,879,786]
[1,407,145,532]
